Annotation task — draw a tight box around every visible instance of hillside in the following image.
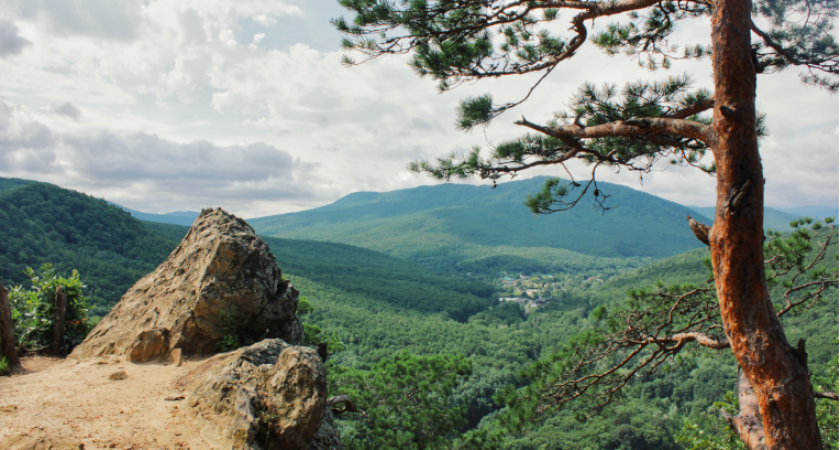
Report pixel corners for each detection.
[141,222,495,322]
[688,205,803,231]
[0,177,35,193]
[250,177,711,275]
[112,204,199,227]
[0,181,178,315]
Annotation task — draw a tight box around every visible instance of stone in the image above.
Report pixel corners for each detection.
[70,208,302,362]
[0,434,85,450]
[108,370,128,380]
[183,339,338,450]
[309,409,346,450]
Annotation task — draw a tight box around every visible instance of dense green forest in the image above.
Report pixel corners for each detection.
[0,182,177,316]
[1,178,836,449]
[249,177,711,274]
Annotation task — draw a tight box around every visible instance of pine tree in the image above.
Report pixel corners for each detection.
[333,1,838,448]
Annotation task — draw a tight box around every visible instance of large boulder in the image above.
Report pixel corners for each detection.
[70,208,302,362]
[183,339,339,450]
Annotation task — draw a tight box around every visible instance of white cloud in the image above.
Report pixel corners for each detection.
[0,0,834,217]
[252,14,276,27]
[0,96,334,215]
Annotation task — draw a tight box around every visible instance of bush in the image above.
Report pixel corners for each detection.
[9,263,95,354]
[0,356,9,376]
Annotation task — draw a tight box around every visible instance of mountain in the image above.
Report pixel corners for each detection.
[0,177,35,193]
[250,177,712,275]
[778,205,839,221]
[111,204,200,227]
[141,222,495,322]
[0,180,179,315]
[688,205,801,231]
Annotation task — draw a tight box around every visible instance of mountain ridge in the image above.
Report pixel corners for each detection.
[249,177,712,270]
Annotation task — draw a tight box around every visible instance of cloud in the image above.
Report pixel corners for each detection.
[52,102,81,120]
[0,1,834,217]
[252,14,276,27]
[0,96,333,215]
[0,19,31,57]
[16,0,145,41]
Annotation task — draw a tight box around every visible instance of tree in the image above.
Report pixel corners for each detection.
[329,350,502,450]
[333,0,837,448]
[9,263,94,354]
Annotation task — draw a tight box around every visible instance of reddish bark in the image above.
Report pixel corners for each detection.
[707,0,822,447]
[0,282,21,369]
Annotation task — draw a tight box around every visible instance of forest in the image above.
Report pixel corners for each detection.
[0,178,836,449]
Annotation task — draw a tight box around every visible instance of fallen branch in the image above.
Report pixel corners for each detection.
[814,391,839,401]
[327,395,365,416]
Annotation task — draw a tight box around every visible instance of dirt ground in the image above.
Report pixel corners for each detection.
[0,355,225,450]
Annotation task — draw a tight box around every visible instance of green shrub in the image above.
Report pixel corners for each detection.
[214,307,247,352]
[9,263,94,353]
[0,356,9,376]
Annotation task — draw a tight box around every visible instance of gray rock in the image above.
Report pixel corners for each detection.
[309,409,346,450]
[70,207,302,362]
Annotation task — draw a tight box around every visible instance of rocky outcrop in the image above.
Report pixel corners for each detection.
[309,409,345,450]
[70,208,302,362]
[182,339,341,450]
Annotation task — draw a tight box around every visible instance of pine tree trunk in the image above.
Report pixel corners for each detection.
[53,286,66,355]
[0,282,21,369]
[708,0,822,447]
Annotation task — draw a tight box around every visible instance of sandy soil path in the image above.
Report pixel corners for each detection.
[0,355,219,450]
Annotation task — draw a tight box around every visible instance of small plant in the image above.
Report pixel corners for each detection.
[9,263,94,353]
[215,307,244,352]
[298,296,345,354]
[0,356,10,376]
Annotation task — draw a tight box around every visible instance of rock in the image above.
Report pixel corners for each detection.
[108,370,128,381]
[309,409,345,450]
[70,208,302,362]
[0,434,85,450]
[183,339,336,450]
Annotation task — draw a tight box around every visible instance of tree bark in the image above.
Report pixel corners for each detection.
[708,0,822,447]
[53,286,66,355]
[0,282,21,369]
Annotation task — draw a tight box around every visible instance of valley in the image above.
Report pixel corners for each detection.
[0,177,837,450]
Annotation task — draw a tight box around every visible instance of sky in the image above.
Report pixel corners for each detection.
[0,0,837,218]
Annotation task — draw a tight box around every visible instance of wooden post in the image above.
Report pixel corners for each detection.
[53,286,66,355]
[0,282,21,369]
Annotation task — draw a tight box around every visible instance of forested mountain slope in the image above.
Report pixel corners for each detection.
[0,181,177,315]
[689,205,802,231]
[249,177,712,274]
[112,204,199,227]
[0,177,35,193]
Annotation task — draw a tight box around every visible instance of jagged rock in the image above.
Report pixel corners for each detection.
[70,208,302,362]
[183,339,337,450]
[0,434,85,450]
[309,409,346,450]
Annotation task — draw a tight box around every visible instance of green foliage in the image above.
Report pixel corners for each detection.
[813,353,840,449]
[9,263,95,353]
[0,180,177,317]
[251,177,710,269]
[330,350,483,450]
[675,391,746,450]
[0,177,34,193]
[299,296,345,354]
[0,356,9,376]
[214,306,247,352]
